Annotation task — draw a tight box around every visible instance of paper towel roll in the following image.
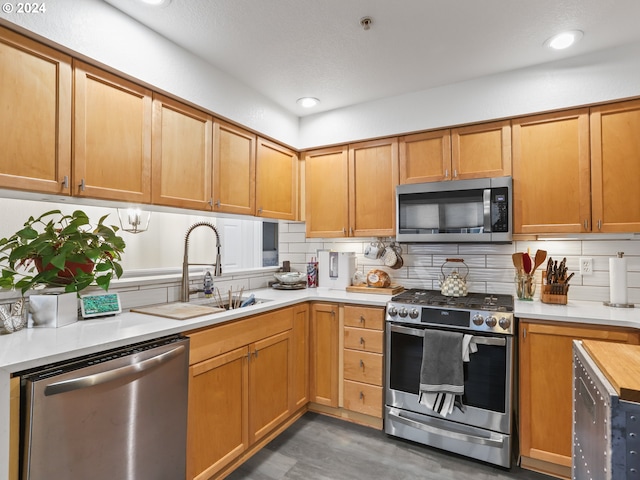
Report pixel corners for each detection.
[609,256,628,305]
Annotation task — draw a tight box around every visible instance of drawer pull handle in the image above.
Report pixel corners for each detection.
[359,359,364,369]
[359,315,365,323]
[360,337,365,346]
[360,391,364,400]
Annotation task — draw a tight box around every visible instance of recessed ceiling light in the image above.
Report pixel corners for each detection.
[297,97,320,108]
[138,0,171,6]
[545,30,583,50]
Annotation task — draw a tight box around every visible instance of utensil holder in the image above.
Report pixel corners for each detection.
[515,273,536,300]
[540,271,568,305]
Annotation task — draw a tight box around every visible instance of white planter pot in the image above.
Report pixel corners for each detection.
[29,292,78,328]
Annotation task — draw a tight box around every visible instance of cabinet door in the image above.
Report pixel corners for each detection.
[310,303,339,407]
[249,330,292,444]
[187,346,248,480]
[590,99,640,233]
[451,120,511,180]
[152,94,213,210]
[304,146,349,237]
[213,120,256,215]
[255,137,298,220]
[519,320,639,478]
[73,61,152,202]
[0,27,72,195]
[292,303,310,411]
[399,130,451,184]
[349,138,399,237]
[512,109,591,234]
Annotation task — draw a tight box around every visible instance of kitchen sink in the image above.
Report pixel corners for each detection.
[130,295,271,320]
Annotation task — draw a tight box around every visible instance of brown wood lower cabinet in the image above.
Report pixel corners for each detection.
[341,305,385,420]
[519,319,640,479]
[309,302,339,407]
[186,306,307,480]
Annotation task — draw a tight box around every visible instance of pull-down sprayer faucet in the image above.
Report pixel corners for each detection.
[180,222,222,302]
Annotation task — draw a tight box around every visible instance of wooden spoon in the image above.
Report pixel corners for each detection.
[522,252,532,274]
[512,252,524,275]
[531,249,547,276]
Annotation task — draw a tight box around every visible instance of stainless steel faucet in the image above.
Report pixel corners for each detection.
[180,222,222,302]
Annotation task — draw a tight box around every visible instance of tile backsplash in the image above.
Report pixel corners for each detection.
[278,221,640,305]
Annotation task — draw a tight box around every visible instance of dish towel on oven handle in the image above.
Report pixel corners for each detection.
[418,331,477,417]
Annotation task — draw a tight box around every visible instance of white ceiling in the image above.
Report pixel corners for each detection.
[103,0,640,117]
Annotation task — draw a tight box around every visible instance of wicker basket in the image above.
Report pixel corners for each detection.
[540,271,568,305]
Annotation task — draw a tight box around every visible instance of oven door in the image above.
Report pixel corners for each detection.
[385,323,513,434]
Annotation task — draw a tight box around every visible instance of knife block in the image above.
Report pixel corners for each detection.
[540,271,568,304]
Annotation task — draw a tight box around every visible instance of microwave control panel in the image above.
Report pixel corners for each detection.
[490,187,509,232]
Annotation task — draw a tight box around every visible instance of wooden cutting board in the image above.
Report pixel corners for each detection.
[346,284,404,295]
[131,302,225,320]
[582,340,640,403]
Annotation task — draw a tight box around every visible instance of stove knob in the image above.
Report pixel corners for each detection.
[485,316,497,328]
[398,307,408,318]
[387,306,398,317]
[409,308,419,319]
[472,314,484,326]
[499,316,511,330]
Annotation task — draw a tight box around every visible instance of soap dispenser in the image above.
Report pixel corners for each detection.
[203,271,214,298]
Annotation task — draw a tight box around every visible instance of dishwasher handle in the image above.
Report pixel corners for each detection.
[44,344,186,397]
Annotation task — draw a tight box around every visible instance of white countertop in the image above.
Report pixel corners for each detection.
[2,287,639,374]
[0,287,390,374]
[0,287,639,480]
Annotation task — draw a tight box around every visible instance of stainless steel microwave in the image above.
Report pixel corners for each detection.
[396,176,512,243]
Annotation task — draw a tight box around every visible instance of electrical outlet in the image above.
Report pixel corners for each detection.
[580,257,593,275]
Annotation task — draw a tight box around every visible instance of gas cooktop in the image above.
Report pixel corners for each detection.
[391,288,514,312]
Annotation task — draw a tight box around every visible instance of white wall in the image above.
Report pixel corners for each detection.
[0,0,300,148]
[3,1,640,150]
[298,41,640,148]
[278,222,640,304]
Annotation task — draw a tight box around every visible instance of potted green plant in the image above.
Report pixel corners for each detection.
[0,209,126,295]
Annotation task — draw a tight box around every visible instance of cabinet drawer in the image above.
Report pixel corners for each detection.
[343,380,383,418]
[344,327,383,354]
[344,305,384,330]
[343,349,383,385]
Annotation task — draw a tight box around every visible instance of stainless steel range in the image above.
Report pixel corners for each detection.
[385,289,515,467]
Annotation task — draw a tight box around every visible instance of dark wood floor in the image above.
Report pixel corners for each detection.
[227,412,554,479]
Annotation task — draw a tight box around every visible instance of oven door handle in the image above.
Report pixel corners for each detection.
[387,408,505,447]
[389,324,506,346]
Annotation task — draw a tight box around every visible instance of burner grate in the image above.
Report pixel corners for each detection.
[391,288,513,312]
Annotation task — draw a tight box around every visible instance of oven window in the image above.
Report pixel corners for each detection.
[389,331,507,413]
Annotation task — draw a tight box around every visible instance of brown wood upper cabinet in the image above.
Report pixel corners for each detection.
[213,120,257,215]
[151,94,213,210]
[256,137,298,220]
[73,61,152,203]
[305,139,398,237]
[399,120,511,184]
[511,106,640,235]
[304,146,350,237]
[590,99,640,233]
[0,27,72,195]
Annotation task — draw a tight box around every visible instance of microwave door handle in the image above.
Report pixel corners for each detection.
[483,188,491,232]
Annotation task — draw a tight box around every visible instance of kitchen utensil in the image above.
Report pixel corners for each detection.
[522,252,532,274]
[531,250,547,275]
[512,253,524,275]
[440,258,469,297]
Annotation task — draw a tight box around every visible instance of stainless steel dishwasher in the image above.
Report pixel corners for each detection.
[21,335,189,480]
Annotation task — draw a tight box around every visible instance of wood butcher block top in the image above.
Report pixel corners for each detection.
[131,302,225,320]
[582,340,640,403]
[345,284,404,295]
